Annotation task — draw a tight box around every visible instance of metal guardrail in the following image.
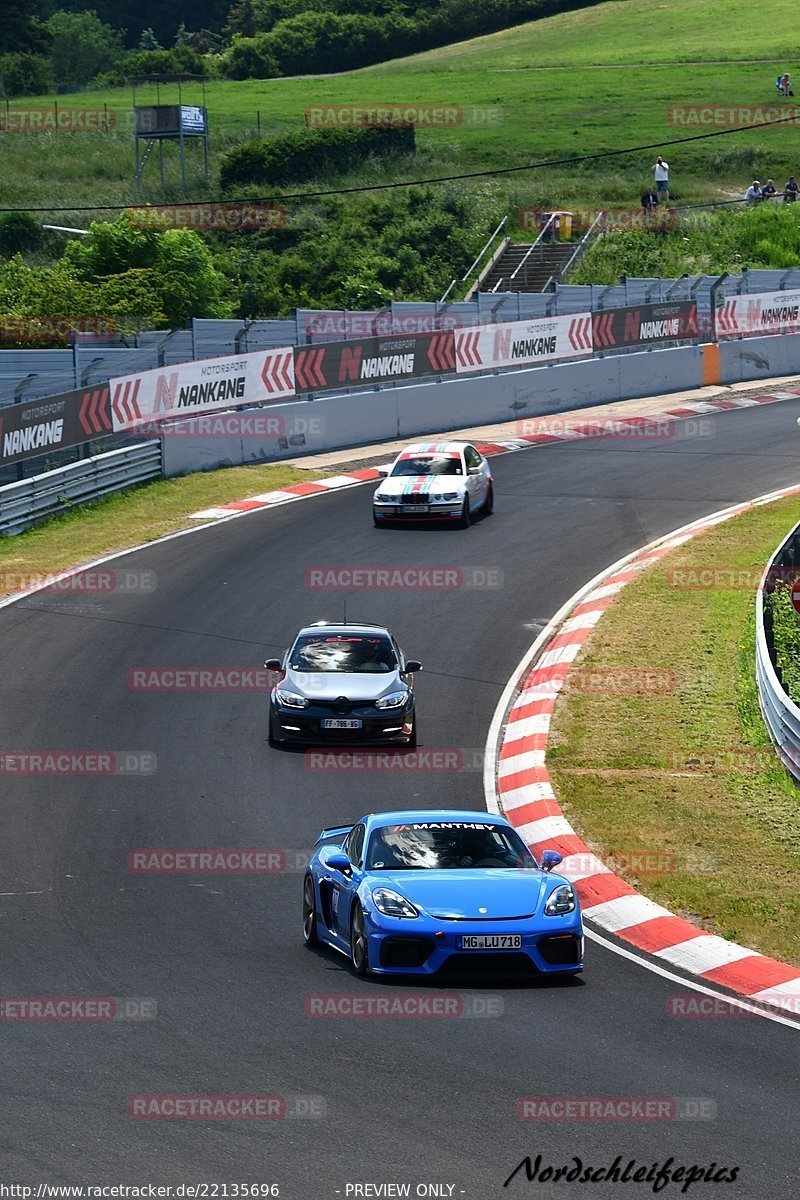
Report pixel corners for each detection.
[756,518,800,784]
[0,441,161,538]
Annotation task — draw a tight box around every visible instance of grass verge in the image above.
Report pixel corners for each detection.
[0,460,331,595]
[4,0,800,212]
[547,496,800,967]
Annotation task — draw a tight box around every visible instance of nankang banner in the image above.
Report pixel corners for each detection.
[109,347,295,432]
[0,384,112,468]
[592,301,698,349]
[454,314,592,374]
[714,290,800,339]
[293,331,455,394]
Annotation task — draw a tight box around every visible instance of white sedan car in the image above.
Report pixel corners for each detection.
[372,441,493,527]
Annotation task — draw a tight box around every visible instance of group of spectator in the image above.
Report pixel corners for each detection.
[744,177,800,204]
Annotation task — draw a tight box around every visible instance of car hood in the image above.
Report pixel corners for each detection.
[284,669,404,701]
[372,869,560,919]
[375,474,466,497]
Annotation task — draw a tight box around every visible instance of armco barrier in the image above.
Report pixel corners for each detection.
[0,441,161,537]
[756,519,800,784]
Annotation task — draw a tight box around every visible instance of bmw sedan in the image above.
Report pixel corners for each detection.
[372,441,493,527]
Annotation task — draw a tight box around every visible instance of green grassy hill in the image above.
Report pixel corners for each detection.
[1,0,798,219]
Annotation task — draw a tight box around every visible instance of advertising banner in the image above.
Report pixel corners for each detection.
[454,313,592,374]
[0,384,112,468]
[293,331,455,394]
[110,348,295,433]
[715,290,800,339]
[592,301,698,349]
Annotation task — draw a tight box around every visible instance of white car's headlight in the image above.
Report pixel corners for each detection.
[275,689,308,709]
[375,690,408,709]
[374,492,392,503]
[372,887,419,918]
[441,491,460,500]
[544,885,576,915]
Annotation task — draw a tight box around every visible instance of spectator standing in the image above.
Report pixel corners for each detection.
[744,181,763,205]
[762,179,777,201]
[653,156,670,200]
[784,176,800,202]
[641,185,659,222]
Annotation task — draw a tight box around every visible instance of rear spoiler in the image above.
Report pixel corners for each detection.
[315,823,354,846]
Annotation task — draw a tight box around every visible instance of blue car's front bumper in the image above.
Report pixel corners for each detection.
[362,907,584,976]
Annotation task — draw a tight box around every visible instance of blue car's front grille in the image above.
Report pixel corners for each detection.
[436,953,537,977]
[380,938,436,968]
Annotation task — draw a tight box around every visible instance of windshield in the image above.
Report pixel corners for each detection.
[366,822,537,870]
[390,455,463,477]
[290,635,397,673]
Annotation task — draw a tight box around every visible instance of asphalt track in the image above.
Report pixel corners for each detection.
[2,399,800,1198]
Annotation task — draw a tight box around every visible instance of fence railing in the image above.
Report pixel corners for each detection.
[756,518,800,784]
[439,216,509,303]
[0,441,161,538]
[542,210,606,292]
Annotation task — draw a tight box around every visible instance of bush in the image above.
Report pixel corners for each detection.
[0,52,53,97]
[0,212,43,258]
[222,34,279,80]
[219,125,415,189]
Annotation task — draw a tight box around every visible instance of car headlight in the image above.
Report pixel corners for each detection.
[275,689,308,709]
[544,885,576,915]
[374,492,392,503]
[375,690,408,709]
[441,492,459,500]
[372,887,419,918]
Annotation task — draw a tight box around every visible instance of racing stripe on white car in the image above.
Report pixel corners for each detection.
[491,484,800,1013]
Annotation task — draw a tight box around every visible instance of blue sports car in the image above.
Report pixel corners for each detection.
[302,810,584,977]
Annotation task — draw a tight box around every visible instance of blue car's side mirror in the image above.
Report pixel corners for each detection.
[541,850,563,872]
[320,847,351,874]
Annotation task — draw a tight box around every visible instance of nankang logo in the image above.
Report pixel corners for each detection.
[3,419,64,457]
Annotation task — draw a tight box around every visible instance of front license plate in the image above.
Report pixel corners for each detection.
[321,718,363,730]
[459,934,522,950]
[401,504,429,513]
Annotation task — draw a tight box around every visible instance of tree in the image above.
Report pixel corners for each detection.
[174,21,191,44]
[0,0,52,56]
[0,213,43,258]
[46,10,124,89]
[137,27,161,49]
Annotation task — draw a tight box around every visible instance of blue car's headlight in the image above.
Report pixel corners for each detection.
[544,885,576,916]
[275,689,308,709]
[372,887,419,919]
[375,690,408,710]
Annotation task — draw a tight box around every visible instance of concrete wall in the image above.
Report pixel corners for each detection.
[718,331,800,383]
[161,344,707,476]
